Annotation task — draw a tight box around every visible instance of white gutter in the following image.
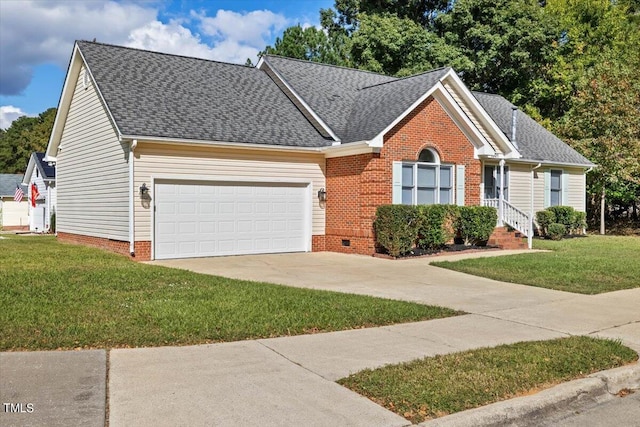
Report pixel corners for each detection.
[129,139,137,256]
[507,158,596,168]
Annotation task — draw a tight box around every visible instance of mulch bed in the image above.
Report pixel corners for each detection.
[373,244,501,260]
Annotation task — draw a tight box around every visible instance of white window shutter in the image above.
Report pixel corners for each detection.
[392,161,402,204]
[456,165,465,206]
[543,170,550,208]
[561,171,569,206]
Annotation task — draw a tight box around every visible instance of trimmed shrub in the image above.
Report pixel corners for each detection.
[535,210,556,236]
[416,205,459,250]
[49,209,56,233]
[547,206,576,231]
[373,205,420,257]
[547,222,566,240]
[571,211,586,234]
[457,206,497,246]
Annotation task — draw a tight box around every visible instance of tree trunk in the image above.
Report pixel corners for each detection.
[600,188,606,235]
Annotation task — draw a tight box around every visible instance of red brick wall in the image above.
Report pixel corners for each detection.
[325,96,481,255]
[57,232,151,261]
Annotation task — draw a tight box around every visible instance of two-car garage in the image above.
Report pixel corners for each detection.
[153,180,310,260]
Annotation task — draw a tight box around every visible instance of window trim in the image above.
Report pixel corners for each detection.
[483,164,509,201]
[549,169,563,207]
[401,161,454,205]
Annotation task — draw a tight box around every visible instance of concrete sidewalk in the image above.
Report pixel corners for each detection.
[2,251,640,426]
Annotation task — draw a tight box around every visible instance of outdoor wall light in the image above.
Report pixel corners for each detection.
[317,188,327,202]
[139,183,149,195]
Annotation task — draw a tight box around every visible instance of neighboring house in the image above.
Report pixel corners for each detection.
[0,174,28,230]
[22,152,57,232]
[45,41,594,261]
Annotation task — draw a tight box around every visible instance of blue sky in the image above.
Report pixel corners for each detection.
[0,0,334,129]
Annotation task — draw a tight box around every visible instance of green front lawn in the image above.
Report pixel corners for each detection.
[0,236,459,351]
[338,336,638,424]
[432,235,640,294]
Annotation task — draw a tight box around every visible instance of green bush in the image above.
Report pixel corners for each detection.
[49,209,56,233]
[416,205,459,250]
[547,206,576,231]
[547,222,566,240]
[374,205,420,257]
[571,211,586,234]
[457,206,497,246]
[535,210,556,236]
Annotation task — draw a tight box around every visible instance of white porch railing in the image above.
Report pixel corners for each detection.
[484,198,533,249]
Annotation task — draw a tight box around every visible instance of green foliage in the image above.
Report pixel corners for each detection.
[572,211,586,234]
[0,107,56,174]
[261,24,349,66]
[49,209,56,233]
[350,13,471,76]
[339,336,637,424]
[0,236,458,350]
[457,206,497,246]
[547,222,567,240]
[416,204,459,249]
[373,205,420,257]
[547,206,576,230]
[435,0,560,112]
[535,210,556,236]
[434,235,640,294]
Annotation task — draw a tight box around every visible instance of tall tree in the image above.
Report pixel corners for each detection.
[555,51,640,226]
[350,12,471,76]
[435,0,560,116]
[261,24,350,66]
[0,108,56,174]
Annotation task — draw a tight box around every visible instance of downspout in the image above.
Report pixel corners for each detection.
[530,163,542,249]
[129,139,137,256]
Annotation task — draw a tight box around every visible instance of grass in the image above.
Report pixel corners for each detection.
[432,235,640,294]
[338,336,638,424]
[0,236,459,351]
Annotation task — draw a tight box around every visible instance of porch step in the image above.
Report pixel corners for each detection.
[488,227,528,250]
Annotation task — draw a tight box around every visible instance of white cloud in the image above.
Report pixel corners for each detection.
[197,9,288,47]
[0,106,33,130]
[0,0,157,95]
[125,20,218,60]
[0,1,292,96]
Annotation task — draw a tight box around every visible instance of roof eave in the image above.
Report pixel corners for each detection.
[507,158,596,168]
[442,70,521,158]
[120,134,330,153]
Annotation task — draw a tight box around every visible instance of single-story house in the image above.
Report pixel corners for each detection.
[45,41,594,260]
[0,174,28,230]
[22,152,57,232]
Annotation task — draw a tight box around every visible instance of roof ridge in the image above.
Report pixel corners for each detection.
[263,54,395,78]
[358,67,450,90]
[76,40,255,70]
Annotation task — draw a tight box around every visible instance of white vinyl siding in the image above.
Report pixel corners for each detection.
[56,65,129,240]
[506,164,586,215]
[134,143,326,241]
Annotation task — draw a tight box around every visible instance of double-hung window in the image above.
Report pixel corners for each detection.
[550,169,562,206]
[400,149,453,205]
[484,165,509,200]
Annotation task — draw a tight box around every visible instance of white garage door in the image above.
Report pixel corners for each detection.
[154,181,309,259]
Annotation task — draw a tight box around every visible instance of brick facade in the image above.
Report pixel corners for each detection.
[57,232,151,261]
[325,96,481,255]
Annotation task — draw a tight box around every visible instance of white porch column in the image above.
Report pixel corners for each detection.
[498,158,505,226]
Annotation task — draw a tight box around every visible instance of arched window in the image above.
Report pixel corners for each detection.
[399,148,453,205]
[418,148,437,163]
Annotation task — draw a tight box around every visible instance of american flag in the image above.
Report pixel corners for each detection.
[14,184,24,203]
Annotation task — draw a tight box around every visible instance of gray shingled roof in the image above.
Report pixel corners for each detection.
[0,174,26,197]
[263,55,396,139]
[33,152,55,179]
[342,68,450,142]
[77,41,330,147]
[473,92,594,166]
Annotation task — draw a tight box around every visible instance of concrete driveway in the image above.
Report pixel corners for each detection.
[151,251,639,340]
